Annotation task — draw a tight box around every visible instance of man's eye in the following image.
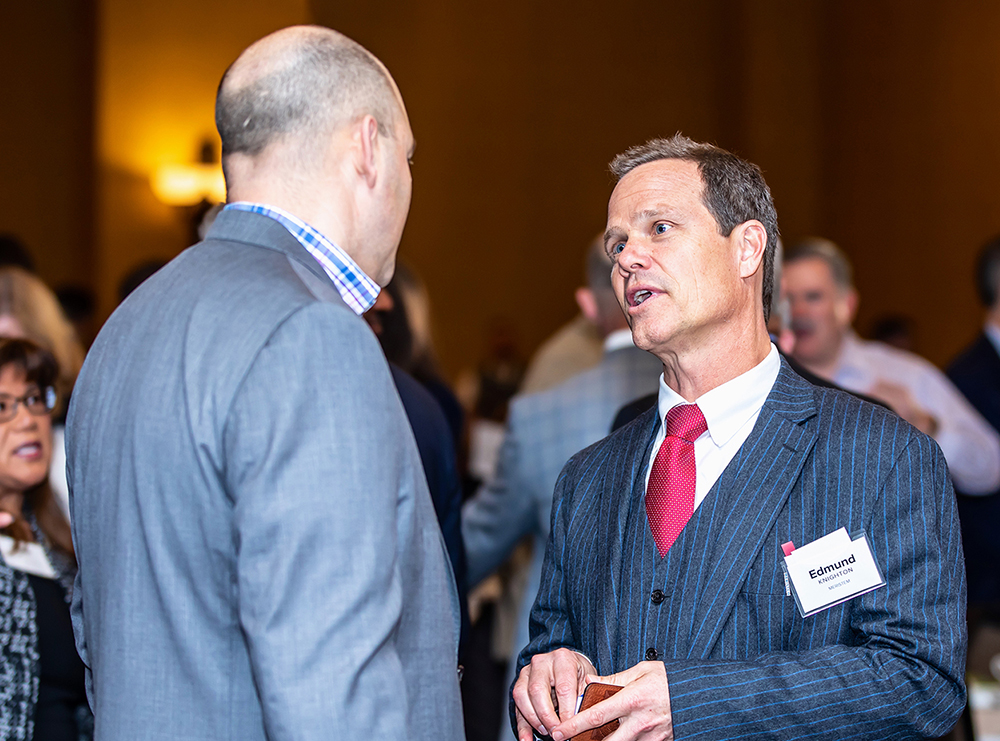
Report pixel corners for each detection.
[654,223,670,234]
[611,242,625,255]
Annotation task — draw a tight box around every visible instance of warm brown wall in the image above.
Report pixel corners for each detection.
[817,2,1000,366]
[311,0,815,378]
[94,0,311,319]
[312,0,1000,375]
[0,1,96,287]
[6,1,998,375]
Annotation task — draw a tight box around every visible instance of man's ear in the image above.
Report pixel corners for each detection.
[354,114,380,189]
[575,287,599,325]
[836,288,859,325]
[736,221,767,279]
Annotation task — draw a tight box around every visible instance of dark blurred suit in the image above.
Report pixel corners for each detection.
[948,332,1000,605]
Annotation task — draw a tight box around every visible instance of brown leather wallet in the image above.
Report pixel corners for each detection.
[570,682,622,741]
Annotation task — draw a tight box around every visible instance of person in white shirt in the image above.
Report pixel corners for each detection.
[784,237,1000,494]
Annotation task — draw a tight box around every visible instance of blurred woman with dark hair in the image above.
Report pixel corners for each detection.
[0,338,89,740]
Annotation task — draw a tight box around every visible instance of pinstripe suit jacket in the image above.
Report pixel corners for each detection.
[519,360,967,739]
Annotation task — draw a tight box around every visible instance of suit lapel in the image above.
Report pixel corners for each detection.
[682,361,819,658]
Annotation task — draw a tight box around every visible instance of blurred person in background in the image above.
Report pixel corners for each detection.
[518,314,603,395]
[0,338,89,740]
[364,282,469,648]
[375,262,464,448]
[54,286,98,350]
[117,260,168,305]
[948,234,1000,612]
[0,267,86,518]
[463,234,662,741]
[0,267,84,422]
[785,238,1000,495]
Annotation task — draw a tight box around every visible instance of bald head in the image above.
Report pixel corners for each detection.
[216,26,401,173]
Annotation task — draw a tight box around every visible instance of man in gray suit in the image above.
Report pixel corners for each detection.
[512,135,965,740]
[66,26,463,740]
[462,236,662,740]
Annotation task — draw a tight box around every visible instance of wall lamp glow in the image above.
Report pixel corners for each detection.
[151,140,226,206]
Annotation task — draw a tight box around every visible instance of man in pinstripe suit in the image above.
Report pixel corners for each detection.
[511,135,966,741]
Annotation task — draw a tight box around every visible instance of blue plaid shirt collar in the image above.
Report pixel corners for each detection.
[224,202,379,315]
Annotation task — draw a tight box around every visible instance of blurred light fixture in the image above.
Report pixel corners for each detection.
[151,139,226,206]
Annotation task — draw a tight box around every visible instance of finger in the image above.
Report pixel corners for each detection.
[553,651,585,724]
[525,664,560,734]
[551,692,629,741]
[515,705,540,741]
[0,512,12,528]
[589,664,641,688]
[513,666,547,737]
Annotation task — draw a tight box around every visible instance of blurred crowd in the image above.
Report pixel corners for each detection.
[2,24,1000,741]
[2,215,999,739]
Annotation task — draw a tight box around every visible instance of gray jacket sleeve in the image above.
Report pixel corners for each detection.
[223,303,410,739]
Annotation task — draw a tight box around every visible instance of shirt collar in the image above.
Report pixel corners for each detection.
[603,328,635,353]
[655,343,781,447]
[224,202,380,315]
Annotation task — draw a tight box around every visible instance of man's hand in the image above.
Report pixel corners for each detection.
[512,648,597,741]
[548,661,673,741]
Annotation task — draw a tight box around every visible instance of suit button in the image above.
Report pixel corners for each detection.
[651,589,665,604]
[645,647,658,661]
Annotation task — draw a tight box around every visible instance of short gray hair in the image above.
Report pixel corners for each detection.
[216,31,397,161]
[609,134,780,322]
[785,237,854,291]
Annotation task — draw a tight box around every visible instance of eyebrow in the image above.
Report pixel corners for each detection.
[603,226,625,248]
[603,207,674,246]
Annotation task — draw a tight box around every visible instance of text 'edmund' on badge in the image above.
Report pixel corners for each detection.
[781,527,885,618]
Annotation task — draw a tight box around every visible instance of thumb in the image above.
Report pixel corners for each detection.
[585,666,638,687]
[0,512,13,529]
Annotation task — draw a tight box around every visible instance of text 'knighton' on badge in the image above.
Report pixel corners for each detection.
[781,527,885,618]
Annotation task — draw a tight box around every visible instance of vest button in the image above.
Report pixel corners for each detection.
[650,589,665,604]
[645,647,658,661]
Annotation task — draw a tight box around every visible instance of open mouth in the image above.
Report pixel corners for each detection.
[13,442,41,458]
[628,288,658,308]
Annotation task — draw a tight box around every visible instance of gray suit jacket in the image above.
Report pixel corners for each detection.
[66,209,464,740]
[518,360,967,739]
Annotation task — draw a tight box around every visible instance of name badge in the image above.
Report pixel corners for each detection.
[780,527,885,617]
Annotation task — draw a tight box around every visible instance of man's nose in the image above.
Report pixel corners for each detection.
[615,237,650,271]
[11,403,38,429]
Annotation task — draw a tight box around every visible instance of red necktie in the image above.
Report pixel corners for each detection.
[646,403,707,557]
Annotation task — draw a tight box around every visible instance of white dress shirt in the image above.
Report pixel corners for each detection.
[832,331,1000,494]
[644,344,781,510]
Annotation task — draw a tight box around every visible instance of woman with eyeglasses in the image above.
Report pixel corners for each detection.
[0,338,90,740]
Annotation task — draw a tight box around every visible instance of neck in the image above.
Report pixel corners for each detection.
[225,144,358,261]
[658,318,772,401]
[0,490,24,520]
